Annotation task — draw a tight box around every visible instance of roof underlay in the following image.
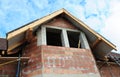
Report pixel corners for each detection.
[6,8,116,60]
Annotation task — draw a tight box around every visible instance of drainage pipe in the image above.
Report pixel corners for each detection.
[16,52,21,77]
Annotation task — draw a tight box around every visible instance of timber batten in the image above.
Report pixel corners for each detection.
[0,57,29,66]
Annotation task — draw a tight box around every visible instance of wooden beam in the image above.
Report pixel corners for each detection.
[92,38,101,49]
[7,49,19,55]
[25,28,34,42]
[7,9,64,40]
[7,28,33,54]
[0,57,29,66]
[7,40,26,53]
[0,57,29,62]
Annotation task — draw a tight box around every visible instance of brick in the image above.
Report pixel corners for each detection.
[41,45,100,76]
[98,62,120,77]
[46,17,78,30]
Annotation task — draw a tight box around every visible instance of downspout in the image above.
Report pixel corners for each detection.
[16,42,27,77]
[16,51,21,77]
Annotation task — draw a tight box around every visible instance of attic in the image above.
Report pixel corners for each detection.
[0,9,118,77]
[6,9,116,59]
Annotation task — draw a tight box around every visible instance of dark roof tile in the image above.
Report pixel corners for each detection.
[0,38,7,50]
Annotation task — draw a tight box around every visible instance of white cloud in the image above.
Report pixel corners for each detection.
[101,0,120,53]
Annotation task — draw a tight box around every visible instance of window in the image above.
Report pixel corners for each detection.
[46,28,62,46]
[37,26,90,49]
[67,31,80,48]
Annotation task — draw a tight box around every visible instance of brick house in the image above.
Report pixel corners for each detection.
[0,9,119,77]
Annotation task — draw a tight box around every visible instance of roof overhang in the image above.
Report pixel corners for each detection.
[6,8,117,59]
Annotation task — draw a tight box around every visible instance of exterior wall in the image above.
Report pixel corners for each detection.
[20,17,100,77]
[0,63,17,77]
[46,17,78,30]
[0,16,101,77]
[20,36,100,77]
[98,62,120,77]
[21,37,42,77]
[42,45,100,77]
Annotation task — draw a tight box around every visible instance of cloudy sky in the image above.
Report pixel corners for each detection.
[0,0,120,53]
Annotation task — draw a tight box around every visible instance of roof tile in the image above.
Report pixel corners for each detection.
[0,38,7,50]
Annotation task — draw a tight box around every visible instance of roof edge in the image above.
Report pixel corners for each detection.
[7,8,65,40]
[63,9,117,50]
[6,8,117,51]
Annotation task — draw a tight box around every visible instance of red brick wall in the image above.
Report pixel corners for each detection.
[0,37,42,77]
[21,37,42,77]
[21,44,101,77]
[0,63,17,77]
[41,45,100,76]
[46,17,78,30]
[98,62,120,77]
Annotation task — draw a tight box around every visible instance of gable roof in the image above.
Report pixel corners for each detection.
[6,8,116,59]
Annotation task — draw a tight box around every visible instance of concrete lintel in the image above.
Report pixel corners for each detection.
[43,73,101,77]
[44,25,80,32]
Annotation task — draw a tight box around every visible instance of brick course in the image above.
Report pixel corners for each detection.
[0,63,17,77]
[98,62,120,77]
[46,17,78,30]
[42,45,100,76]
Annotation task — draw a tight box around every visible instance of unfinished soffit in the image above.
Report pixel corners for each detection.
[6,8,116,59]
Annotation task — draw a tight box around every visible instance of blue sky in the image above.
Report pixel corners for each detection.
[0,0,120,53]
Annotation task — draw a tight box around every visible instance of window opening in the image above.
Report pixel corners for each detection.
[46,28,62,46]
[67,31,80,48]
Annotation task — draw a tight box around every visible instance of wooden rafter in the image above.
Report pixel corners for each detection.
[63,9,116,50]
[7,28,33,53]
[25,28,34,42]
[7,9,64,40]
[92,38,101,49]
[7,40,26,53]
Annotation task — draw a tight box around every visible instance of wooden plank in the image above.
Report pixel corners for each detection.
[0,57,29,61]
[7,40,26,52]
[92,38,101,49]
[0,57,29,66]
[25,28,34,42]
[7,9,64,40]
[63,9,117,50]
[7,28,33,54]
